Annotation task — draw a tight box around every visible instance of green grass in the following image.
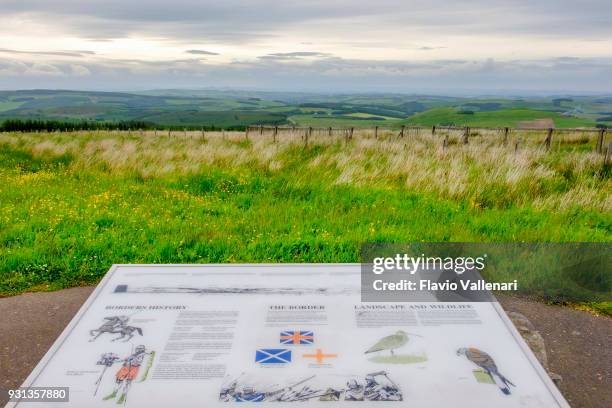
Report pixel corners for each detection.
[298,107,333,114]
[346,112,399,120]
[0,131,610,305]
[138,110,287,127]
[164,99,196,105]
[1,90,609,129]
[288,114,402,127]
[0,101,24,112]
[404,108,596,128]
[368,354,428,364]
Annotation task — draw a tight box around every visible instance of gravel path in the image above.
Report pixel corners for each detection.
[0,287,610,407]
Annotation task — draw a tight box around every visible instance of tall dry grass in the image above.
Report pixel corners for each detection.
[1,128,609,212]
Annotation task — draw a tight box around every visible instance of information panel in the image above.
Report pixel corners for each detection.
[9,264,569,407]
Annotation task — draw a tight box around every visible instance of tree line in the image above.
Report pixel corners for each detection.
[0,119,247,132]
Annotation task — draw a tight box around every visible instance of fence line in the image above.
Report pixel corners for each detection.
[244,124,609,153]
[4,124,609,154]
[246,124,606,133]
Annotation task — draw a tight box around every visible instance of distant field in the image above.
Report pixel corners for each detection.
[0,130,609,306]
[138,110,287,127]
[1,90,610,129]
[288,114,402,127]
[404,108,597,128]
[0,101,24,112]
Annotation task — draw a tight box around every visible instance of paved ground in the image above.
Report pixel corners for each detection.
[497,296,611,408]
[0,287,610,407]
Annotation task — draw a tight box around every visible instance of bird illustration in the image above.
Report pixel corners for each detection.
[365,330,417,356]
[456,347,515,395]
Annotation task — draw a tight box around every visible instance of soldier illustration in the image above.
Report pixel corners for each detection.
[97,345,155,404]
[363,371,402,401]
[94,353,120,396]
[344,378,364,401]
[218,372,401,402]
[219,380,238,402]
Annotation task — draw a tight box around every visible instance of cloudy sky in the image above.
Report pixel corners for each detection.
[1,0,611,94]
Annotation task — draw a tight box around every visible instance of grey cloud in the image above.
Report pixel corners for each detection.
[419,46,446,51]
[173,58,207,63]
[185,50,219,55]
[0,59,66,76]
[268,52,330,57]
[435,59,469,65]
[554,56,582,62]
[0,48,94,57]
[258,52,332,60]
[1,55,611,94]
[0,1,611,93]
[2,1,611,43]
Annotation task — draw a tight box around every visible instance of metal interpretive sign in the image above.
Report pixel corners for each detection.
[9,264,569,407]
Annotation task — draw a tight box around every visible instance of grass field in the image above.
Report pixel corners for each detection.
[0,102,25,112]
[0,130,610,311]
[2,90,611,129]
[288,114,402,127]
[404,108,596,128]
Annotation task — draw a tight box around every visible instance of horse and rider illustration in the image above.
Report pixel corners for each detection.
[90,315,143,342]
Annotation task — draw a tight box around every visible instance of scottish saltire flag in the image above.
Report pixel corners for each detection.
[255,349,291,364]
[280,330,314,345]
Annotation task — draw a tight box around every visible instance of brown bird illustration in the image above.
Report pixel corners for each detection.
[457,347,515,395]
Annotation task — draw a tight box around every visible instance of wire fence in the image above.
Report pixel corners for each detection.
[3,124,610,166]
[243,125,610,156]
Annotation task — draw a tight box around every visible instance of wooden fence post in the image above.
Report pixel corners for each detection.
[545,128,553,150]
[432,125,436,135]
[374,126,378,139]
[399,125,405,138]
[443,135,449,152]
[503,127,509,145]
[259,125,263,135]
[463,127,470,144]
[350,127,354,140]
[596,128,605,153]
[328,127,332,137]
[273,126,278,143]
[515,139,520,154]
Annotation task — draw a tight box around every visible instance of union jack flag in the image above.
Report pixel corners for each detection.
[280,330,314,345]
